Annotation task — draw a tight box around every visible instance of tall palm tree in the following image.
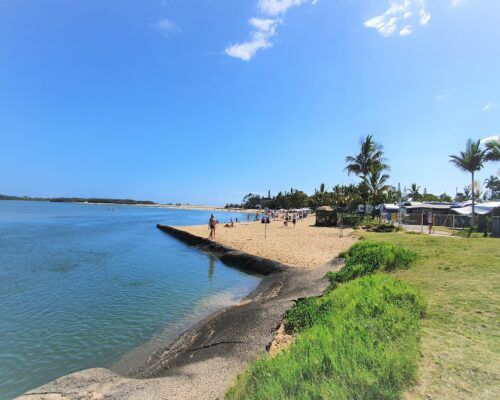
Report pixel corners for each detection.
[407,183,421,201]
[449,139,488,223]
[364,164,390,204]
[345,135,389,179]
[345,135,389,209]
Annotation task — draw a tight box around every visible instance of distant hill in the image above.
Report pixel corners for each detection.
[0,194,156,205]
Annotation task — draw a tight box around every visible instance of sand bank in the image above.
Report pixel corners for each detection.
[176,215,356,267]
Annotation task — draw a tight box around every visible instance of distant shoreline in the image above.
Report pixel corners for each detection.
[1,197,257,213]
[0,195,155,206]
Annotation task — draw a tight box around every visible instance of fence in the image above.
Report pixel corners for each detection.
[493,216,500,237]
[402,213,471,229]
[404,212,500,236]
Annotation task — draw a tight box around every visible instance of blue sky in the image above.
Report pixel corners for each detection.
[1,0,499,204]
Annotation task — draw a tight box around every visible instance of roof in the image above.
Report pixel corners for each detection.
[381,203,399,211]
[452,206,491,216]
[405,202,451,210]
[452,201,500,216]
[316,206,334,211]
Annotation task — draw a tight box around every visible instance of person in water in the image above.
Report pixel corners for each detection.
[209,214,218,239]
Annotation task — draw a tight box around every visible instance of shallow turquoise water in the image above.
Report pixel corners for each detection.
[0,201,260,399]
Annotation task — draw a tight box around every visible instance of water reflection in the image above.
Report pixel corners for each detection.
[208,254,216,282]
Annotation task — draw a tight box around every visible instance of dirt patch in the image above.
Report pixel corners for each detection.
[267,322,294,358]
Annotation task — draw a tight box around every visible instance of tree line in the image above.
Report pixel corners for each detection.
[234,135,499,210]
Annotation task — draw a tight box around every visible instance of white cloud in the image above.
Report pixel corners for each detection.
[249,17,278,33]
[225,18,279,61]
[149,19,179,37]
[483,102,497,112]
[419,9,431,25]
[226,0,316,61]
[364,0,431,37]
[451,0,462,8]
[399,25,413,36]
[258,0,307,16]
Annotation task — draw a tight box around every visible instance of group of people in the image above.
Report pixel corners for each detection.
[283,213,297,228]
[207,209,307,239]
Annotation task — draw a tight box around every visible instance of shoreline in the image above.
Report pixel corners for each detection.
[110,278,262,377]
[19,225,344,400]
[1,198,257,213]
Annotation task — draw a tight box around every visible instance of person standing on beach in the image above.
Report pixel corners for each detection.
[427,211,433,234]
[209,214,218,239]
[292,214,297,227]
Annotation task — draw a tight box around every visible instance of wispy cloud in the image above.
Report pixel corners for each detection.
[483,102,498,112]
[451,0,463,8]
[149,19,179,38]
[399,25,413,36]
[257,0,308,16]
[225,0,317,61]
[225,18,279,61]
[364,0,431,37]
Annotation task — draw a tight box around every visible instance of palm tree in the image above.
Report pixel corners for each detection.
[485,139,499,162]
[484,175,499,199]
[463,185,472,200]
[364,164,390,204]
[449,139,488,223]
[345,134,389,209]
[407,183,421,201]
[331,184,362,211]
[345,135,389,179]
[313,183,329,207]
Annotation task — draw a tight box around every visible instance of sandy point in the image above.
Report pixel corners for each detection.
[175,215,356,267]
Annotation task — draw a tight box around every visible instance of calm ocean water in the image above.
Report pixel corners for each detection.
[0,201,260,399]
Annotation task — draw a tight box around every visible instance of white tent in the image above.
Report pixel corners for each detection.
[381,203,399,212]
[452,201,500,216]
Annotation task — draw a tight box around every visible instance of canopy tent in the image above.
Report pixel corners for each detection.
[315,206,337,226]
[380,203,400,212]
[452,206,491,216]
[452,201,500,216]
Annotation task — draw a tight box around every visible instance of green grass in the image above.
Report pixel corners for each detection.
[226,232,500,400]
[226,275,426,400]
[326,241,418,284]
[357,232,500,399]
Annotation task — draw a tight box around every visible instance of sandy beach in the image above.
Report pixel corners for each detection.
[176,215,356,267]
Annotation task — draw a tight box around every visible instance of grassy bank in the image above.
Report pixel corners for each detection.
[227,242,424,400]
[360,232,500,399]
[227,275,425,400]
[227,232,499,399]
